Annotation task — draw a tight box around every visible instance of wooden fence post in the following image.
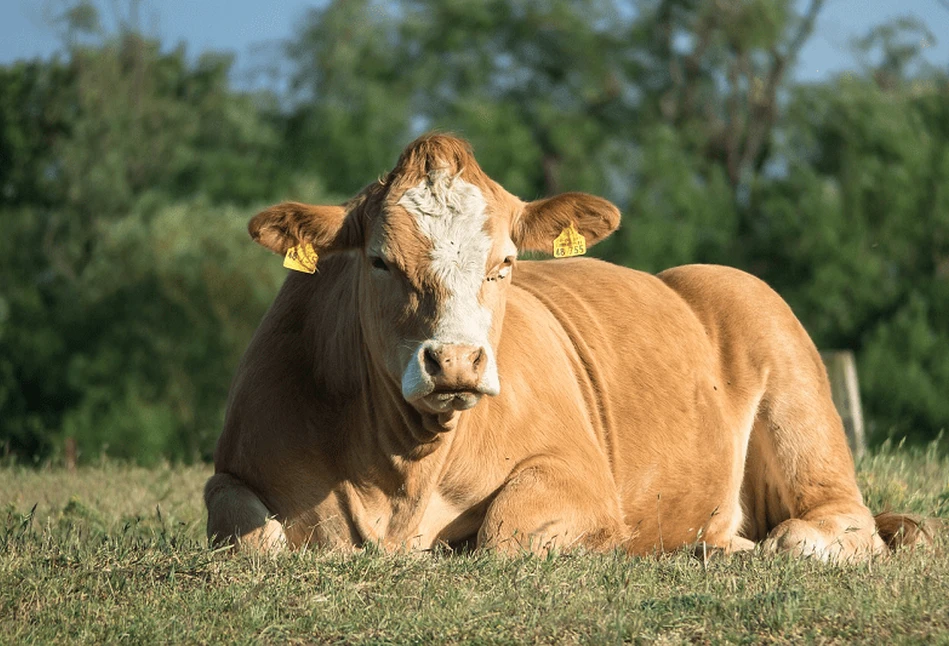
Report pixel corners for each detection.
[820,350,866,460]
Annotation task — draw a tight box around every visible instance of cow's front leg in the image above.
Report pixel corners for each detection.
[204,473,287,552]
[477,458,627,555]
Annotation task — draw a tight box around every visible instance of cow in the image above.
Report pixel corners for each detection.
[205,133,925,561]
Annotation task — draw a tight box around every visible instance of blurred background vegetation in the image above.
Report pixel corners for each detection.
[1,0,948,464]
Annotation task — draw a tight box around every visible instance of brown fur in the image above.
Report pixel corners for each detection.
[249,203,352,254]
[206,134,925,561]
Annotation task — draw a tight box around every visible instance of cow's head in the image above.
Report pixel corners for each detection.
[249,134,619,425]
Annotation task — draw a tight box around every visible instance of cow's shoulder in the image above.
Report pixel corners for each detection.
[236,253,364,395]
[215,255,362,465]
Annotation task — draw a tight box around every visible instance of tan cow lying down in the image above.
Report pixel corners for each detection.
[206,133,924,561]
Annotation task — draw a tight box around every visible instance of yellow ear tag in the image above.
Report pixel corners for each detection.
[552,223,587,258]
[283,243,318,274]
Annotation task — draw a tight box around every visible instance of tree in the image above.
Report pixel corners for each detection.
[0,4,304,462]
[283,0,415,196]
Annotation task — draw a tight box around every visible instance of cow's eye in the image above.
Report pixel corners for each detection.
[370,256,390,272]
[488,257,514,282]
[497,257,514,280]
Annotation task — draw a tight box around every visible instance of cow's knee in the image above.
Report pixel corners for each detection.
[204,473,287,553]
[476,466,626,555]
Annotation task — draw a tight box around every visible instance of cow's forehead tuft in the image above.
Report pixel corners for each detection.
[398,169,483,219]
[390,133,480,182]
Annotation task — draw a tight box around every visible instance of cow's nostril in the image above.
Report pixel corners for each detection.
[471,348,485,369]
[423,347,441,377]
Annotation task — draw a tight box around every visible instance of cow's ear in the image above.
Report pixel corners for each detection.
[512,192,621,254]
[248,202,362,255]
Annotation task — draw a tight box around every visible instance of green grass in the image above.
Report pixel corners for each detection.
[2,447,948,644]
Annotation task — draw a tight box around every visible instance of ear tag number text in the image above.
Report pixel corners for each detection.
[283,243,319,273]
[553,224,587,258]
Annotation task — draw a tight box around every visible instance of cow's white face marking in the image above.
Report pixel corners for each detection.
[397,170,502,403]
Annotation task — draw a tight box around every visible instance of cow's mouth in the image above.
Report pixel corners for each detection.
[419,389,483,413]
[414,390,484,435]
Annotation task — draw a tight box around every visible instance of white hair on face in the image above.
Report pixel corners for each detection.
[397,170,501,399]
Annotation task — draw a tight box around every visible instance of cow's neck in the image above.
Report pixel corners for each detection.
[359,355,458,464]
[339,348,469,546]
[322,268,472,546]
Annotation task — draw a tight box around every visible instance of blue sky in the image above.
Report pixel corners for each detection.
[2,0,948,85]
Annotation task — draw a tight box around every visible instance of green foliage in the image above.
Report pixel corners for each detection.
[861,294,949,445]
[1,0,948,462]
[401,0,635,197]
[0,26,299,463]
[284,0,415,195]
[1,196,287,463]
[1,454,947,642]
[55,200,286,463]
[0,59,73,207]
[600,124,739,272]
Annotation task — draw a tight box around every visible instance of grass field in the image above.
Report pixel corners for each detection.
[2,442,948,644]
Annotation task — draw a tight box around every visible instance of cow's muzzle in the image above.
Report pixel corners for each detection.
[401,340,500,411]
